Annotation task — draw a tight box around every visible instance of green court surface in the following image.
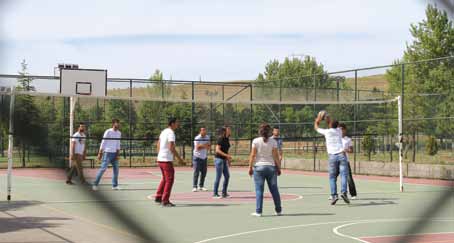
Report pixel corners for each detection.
[0,167,453,243]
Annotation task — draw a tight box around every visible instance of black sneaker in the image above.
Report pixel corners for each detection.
[341,193,350,204]
[66,180,74,185]
[154,198,162,204]
[162,202,176,207]
[222,193,230,198]
[213,194,222,199]
[331,195,339,205]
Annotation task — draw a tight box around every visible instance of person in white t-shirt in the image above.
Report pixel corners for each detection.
[66,122,87,185]
[192,127,210,192]
[92,119,122,191]
[339,123,357,199]
[154,117,184,207]
[248,123,282,217]
[314,113,350,205]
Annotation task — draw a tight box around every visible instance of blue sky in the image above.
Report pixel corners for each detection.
[0,0,433,82]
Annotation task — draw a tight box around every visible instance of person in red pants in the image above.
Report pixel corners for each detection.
[154,118,184,207]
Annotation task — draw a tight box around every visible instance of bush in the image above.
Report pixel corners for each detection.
[362,135,375,161]
[425,136,438,156]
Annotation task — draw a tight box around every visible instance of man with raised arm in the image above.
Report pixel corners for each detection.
[314,112,350,205]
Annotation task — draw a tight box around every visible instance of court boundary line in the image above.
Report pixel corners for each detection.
[361,231,454,239]
[332,219,454,243]
[192,218,454,243]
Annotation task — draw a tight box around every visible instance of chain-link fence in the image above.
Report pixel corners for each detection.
[0,57,453,179]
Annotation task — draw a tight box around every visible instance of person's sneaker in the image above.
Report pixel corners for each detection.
[192,188,198,192]
[351,196,357,200]
[162,202,176,207]
[112,186,121,190]
[275,211,283,216]
[154,198,162,204]
[250,212,262,217]
[212,194,222,199]
[66,180,74,185]
[331,195,339,205]
[328,195,333,200]
[92,185,98,191]
[341,193,350,204]
[199,187,208,191]
[222,193,230,198]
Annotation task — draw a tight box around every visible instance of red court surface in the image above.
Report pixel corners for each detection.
[360,232,454,243]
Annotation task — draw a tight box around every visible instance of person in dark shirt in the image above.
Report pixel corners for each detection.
[213,126,232,198]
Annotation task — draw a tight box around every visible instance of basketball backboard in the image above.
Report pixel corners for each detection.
[60,68,107,96]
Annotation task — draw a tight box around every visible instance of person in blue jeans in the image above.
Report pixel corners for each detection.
[192,127,210,191]
[314,112,350,205]
[92,119,122,191]
[248,123,282,217]
[213,126,232,198]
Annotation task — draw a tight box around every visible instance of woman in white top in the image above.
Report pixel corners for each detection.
[248,123,282,217]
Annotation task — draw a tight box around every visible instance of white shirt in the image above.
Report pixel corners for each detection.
[193,134,210,159]
[72,132,86,155]
[316,128,344,155]
[342,136,353,161]
[252,137,278,167]
[100,128,121,153]
[157,128,176,162]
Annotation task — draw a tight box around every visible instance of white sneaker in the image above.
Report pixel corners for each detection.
[192,188,198,192]
[351,196,357,200]
[199,187,208,191]
[275,211,283,216]
[250,212,262,217]
[92,185,98,191]
[112,186,121,190]
[328,195,333,200]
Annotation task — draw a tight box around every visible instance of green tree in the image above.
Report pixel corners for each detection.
[425,136,438,156]
[385,4,454,162]
[14,60,43,166]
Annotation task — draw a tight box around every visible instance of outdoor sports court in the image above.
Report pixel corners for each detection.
[1,167,452,243]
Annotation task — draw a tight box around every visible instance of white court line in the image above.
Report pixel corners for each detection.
[361,231,454,239]
[193,218,454,243]
[332,219,454,243]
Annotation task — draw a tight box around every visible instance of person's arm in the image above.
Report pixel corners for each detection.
[169,142,183,163]
[83,140,87,160]
[314,115,322,130]
[215,145,231,160]
[70,141,76,161]
[272,148,282,175]
[346,140,353,153]
[116,132,121,160]
[98,130,108,160]
[248,146,257,177]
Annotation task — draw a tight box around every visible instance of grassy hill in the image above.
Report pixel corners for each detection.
[345,74,389,91]
[106,74,389,102]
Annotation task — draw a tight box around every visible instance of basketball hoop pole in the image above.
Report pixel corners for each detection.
[7,87,15,201]
[69,96,77,168]
[398,95,404,192]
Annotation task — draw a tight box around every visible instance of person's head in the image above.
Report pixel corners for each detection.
[112,118,120,130]
[260,123,272,142]
[78,122,86,133]
[272,126,280,137]
[218,126,231,139]
[199,127,207,137]
[339,123,347,137]
[329,119,339,129]
[168,117,180,130]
